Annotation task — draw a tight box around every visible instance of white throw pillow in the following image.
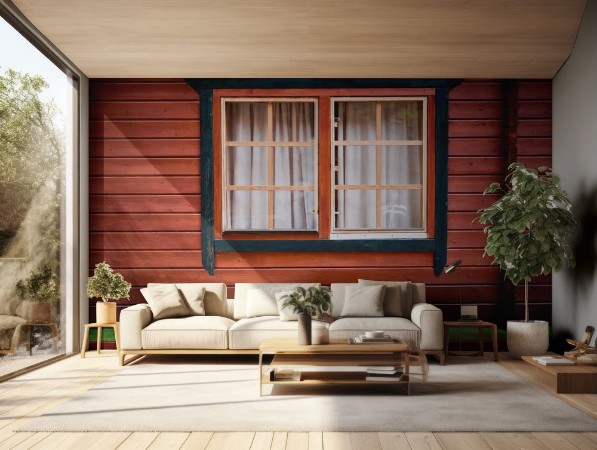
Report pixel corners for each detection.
[275,290,301,321]
[177,285,206,316]
[141,284,189,320]
[246,288,279,317]
[341,285,385,317]
[357,279,408,317]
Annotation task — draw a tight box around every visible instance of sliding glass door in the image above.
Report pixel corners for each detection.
[0,14,78,377]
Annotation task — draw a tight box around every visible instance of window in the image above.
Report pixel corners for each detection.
[222,99,318,231]
[332,98,427,238]
[214,89,435,241]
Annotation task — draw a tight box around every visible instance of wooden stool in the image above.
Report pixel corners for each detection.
[443,320,498,363]
[81,322,120,358]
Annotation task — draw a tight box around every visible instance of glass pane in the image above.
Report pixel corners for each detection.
[336,102,376,141]
[226,190,268,230]
[274,147,314,187]
[381,146,422,185]
[0,17,70,375]
[274,191,317,230]
[225,102,268,142]
[381,190,423,229]
[336,146,376,186]
[227,147,267,186]
[334,189,376,230]
[273,102,315,142]
[381,101,423,141]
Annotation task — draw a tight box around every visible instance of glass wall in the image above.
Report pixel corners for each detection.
[0,15,76,377]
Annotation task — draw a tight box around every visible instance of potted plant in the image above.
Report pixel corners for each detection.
[87,261,131,324]
[16,263,60,323]
[280,286,332,345]
[479,163,576,358]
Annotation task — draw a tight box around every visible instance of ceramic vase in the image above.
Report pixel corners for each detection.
[298,314,312,345]
[507,320,549,358]
[29,302,52,324]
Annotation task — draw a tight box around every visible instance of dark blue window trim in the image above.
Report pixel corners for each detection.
[187,79,462,276]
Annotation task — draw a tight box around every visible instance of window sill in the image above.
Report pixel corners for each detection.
[214,239,435,253]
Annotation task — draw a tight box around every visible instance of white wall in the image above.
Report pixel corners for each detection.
[553,0,597,341]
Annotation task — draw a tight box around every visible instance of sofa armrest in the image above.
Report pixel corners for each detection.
[411,303,443,351]
[120,304,153,350]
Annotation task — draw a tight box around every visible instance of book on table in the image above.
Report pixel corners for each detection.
[348,334,398,344]
[531,356,575,366]
[366,366,404,375]
[365,372,405,381]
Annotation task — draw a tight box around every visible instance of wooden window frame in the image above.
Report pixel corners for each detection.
[187,77,462,276]
[330,96,435,239]
[219,97,319,233]
[214,88,435,241]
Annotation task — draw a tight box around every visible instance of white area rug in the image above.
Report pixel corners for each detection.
[20,356,597,432]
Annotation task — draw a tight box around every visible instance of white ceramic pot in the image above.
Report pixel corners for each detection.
[96,301,117,324]
[507,320,549,358]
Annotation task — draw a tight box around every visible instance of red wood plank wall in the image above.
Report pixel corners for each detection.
[88,79,552,324]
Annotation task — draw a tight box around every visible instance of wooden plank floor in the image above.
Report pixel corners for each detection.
[0,353,595,450]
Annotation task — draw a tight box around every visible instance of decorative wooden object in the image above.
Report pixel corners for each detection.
[565,326,597,359]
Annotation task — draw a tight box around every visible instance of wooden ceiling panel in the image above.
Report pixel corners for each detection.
[12,0,586,78]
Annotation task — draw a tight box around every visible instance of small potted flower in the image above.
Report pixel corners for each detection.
[87,262,131,324]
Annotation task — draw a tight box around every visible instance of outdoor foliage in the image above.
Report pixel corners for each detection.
[87,262,132,302]
[0,68,63,256]
[478,163,576,321]
[280,286,332,317]
[15,263,60,302]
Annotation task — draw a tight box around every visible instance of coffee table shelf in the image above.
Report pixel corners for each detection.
[259,338,425,395]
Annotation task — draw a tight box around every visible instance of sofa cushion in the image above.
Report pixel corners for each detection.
[341,285,385,317]
[177,285,205,316]
[329,317,420,345]
[148,283,229,318]
[233,283,320,319]
[358,279,412,316]
[141,316,234,349]
[141,284,189,320]
[228,316,328,349]
[275,290,300,321]
[329,283,356,318]
[246,289,279,317]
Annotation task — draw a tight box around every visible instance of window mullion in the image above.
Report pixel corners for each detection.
[267,102,274,230]
[375,101,382,229]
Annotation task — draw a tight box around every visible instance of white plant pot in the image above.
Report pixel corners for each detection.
[507,320,549,359]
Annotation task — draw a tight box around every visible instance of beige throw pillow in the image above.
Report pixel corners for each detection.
[141,284,189,320]
[358,279,411,317]
[275,290,300,321]
[341,285,385,317]
[177,285,206,316]
[246,288,279,317]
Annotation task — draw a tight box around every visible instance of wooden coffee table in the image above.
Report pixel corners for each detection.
[258,338,426,396]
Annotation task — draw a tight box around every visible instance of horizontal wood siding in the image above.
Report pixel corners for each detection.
[88,79,551,326]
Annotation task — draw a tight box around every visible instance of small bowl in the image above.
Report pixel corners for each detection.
[365,331,385,339]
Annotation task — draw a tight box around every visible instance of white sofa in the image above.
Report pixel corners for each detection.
[118,281,445,365]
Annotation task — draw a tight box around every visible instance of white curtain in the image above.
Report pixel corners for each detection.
[335,101,422,231]
[225,102,316,230]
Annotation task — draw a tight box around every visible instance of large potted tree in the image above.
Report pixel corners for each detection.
[479,163,576,358]
[87,262,131,324]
